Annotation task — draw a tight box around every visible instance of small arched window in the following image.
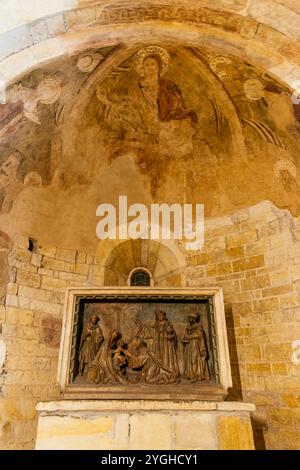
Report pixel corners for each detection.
[130,269,151,287]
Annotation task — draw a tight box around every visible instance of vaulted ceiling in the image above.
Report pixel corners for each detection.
[0,1,300,251]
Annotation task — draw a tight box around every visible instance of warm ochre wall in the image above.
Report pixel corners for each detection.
[1,201,300,449]
[1,0,300,451]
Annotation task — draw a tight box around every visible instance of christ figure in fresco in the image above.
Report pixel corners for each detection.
[96,46,197,143]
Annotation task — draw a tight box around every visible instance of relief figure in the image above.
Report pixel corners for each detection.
[126,337,179,384]
[79,314,104,375]
[135,309,180,378]
[183,313,210,382]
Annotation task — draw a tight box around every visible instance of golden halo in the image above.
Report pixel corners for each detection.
[209,56,232,73]
[135,46,169,77]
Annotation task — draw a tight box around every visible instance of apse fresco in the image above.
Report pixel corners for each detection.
[0,44,300,246]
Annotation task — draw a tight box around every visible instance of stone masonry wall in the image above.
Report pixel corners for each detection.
[187,201,300,450]
[0,201,300,449]
[0,241,97,449]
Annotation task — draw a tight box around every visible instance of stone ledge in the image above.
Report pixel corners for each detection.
[36,399,255,413]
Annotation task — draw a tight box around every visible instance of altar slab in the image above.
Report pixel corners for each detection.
[35,400,256,450]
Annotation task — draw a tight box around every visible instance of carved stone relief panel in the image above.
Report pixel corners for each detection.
[58,288,232,400]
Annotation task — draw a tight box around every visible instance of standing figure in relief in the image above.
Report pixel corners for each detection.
[183,313,210,382]
[135,309,180,379]
[79,314,104,375]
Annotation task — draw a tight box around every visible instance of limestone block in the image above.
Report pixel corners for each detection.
[17,296,31,309]
[265,376,300,391]
[129,414,171,450]
[14,261,37,274]
[8,268,16,283]
[112,414,130,450]
[38,268,54,277]
[281,394,300,408]
[0,339,6,370]
[253,297,279,312]
[5,295,19,308]
[279,295,299,309]
[0,398,36,421]
[207,262,232,277]
[232,255,265,272]
[268,407,295,430]
[172,414,218,450]
[236,344,262,362]
[29,299,61,316]
[41,276,68,290]
[76,252,86,264]
[217,402,255,412]
[14,421,36,446]
[16,270,41,289]
[226,230,257,249]
[262,343,292,362]
[38,246,57,258]
[246,363,272,376]
[272,308,300,323]
[50,291,65,305]
[2,323,39,340]
[6,307,34,326]
[244,240,271,257]
[56,248,77,263]
[218,416,255,450]
[36,415,115,450]
[59,271,87,282]
[10,248,31,264]
[271,363,287,375]
[18,286,51,302]
[262,285,292,297]
[6,283,18,295]
[31,254,42,267]
[0,305,5,322]
[258,220,281,239]
[42,257,65,272]
[265,430,300,450]
[7,337,38,355]
[241,274,271,291]
[74,264,89,276]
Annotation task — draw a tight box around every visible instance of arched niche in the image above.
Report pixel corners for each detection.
[94,238,186,287]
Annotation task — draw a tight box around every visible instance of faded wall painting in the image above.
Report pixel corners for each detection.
[0,44,300,249]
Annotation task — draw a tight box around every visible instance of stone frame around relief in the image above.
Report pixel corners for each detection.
[58,287,232,400]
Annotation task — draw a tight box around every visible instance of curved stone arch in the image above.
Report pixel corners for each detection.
[0,7,299,90]
[93,222,187,286]
[100,238,186,287]
[0,0,299,44]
